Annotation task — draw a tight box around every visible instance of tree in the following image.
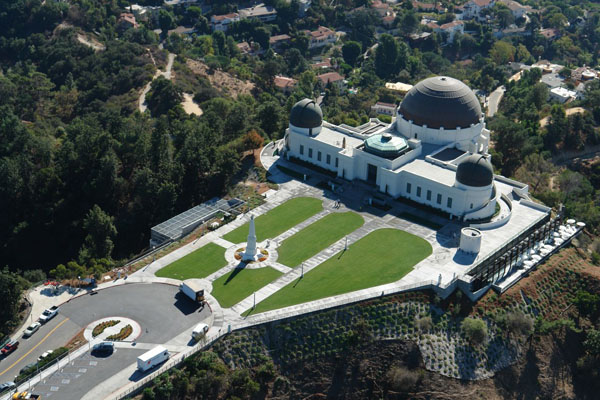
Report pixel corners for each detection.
[545,104,568,152]
[375,34,399,78]
[0,269,26,336]
[146,77,183,116]
[79,205,117,261]
[461,317,488,345]
[489,41,515,65]
[158,9,175,34]
[242,130,264,150]
[400,12,419,35]
[505,311,534,337]
[575,290,599,317]
[514,153,556,193]
[342,41,362,67]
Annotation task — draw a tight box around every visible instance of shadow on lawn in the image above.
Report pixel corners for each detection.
[224,264,246,285]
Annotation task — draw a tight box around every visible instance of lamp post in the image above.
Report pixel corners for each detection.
[345,236,348,251]
[301,262,304,278]
[253,292,256,309]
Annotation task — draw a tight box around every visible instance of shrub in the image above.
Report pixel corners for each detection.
[461,318,488,345]
[23,269,46,284]
[92,320,120,337]
[107,324,133,341]
[416,316,433,332]
[386,366,421,392]
[505,311,534,337]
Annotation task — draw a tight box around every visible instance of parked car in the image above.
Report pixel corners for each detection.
[1,341,19,356]
[38,306,59,323]
[91,342,114,355]
[37,350,53,362]
[23,323,41,338]
[192,323,209,341]
[19,362,37,375]
[0,381,16,394]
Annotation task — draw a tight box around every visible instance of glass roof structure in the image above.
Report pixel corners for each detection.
[151,198,244,244]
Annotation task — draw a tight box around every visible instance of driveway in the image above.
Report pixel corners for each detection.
[486,85,505,117]
[1,283,209,398]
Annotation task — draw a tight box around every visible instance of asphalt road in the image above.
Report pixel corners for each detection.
[0,283,210,396]
[486,85,505,117]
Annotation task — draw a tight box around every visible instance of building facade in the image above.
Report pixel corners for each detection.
[284,77,500,221]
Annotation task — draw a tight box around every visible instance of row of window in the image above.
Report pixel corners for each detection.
[299,145,339,167]
[406,182,452,208]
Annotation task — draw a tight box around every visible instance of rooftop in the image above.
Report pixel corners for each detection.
[317,72,344,84]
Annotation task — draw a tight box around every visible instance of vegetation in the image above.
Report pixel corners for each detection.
[223,197,323,243]
[155,243,227,280]
[276,212,364,267]
[249,229,432,314]
[461,318,488,345]
[106,324,133,341]
[211,267,283,309]
[92,320,120,337]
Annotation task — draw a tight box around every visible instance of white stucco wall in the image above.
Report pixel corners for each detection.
[396,116,486,150]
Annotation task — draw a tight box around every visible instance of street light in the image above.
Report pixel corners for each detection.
[301,262,304,278]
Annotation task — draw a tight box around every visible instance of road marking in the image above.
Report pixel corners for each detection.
[0,318,70,377]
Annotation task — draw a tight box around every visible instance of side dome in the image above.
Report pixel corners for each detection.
[398,76,482,129]
[456,154,494,187]
[290,99,323,129]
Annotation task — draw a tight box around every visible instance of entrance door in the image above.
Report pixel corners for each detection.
[367,164,377,184]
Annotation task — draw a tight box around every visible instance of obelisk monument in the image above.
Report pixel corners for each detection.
[243,215,258,261]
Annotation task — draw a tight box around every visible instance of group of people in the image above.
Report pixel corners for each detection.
[333,199,342,209]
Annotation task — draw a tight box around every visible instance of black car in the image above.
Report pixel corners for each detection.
[19,362,37,375]
[92,342,114,355]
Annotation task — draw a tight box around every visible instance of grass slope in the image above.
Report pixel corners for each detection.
[277,212,364,267]
[248,229,432,315]
[155,242,227,280]
[211,267,283,308]
[223,197,323,243]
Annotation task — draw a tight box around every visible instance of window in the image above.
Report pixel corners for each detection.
[317,151,322,161]
[406,182,412,194]
[416,186,421,197]
[335,158,339,167]
[437,194,442,204]
[308,148,313,158]
[426,190,431,201]
[470,203,473,209]
[326,154,331,164]
[300,145,304,155]
[447,197,453,208]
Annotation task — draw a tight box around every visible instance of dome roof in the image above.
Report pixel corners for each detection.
[398,76,482,129]
[364,133,408,159]
[456,154,494,187]
[290,99,323,129]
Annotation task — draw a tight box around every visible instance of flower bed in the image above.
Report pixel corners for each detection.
[106,324,133,341]
[92,320,120,337]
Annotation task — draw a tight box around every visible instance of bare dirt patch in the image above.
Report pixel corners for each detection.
[186,59,254,99]
[76,33,105,51]
[181,93,203,116]
[540,107,586,127]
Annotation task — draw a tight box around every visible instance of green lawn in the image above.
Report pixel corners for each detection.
[211,267,283,308]
[223,197,323,243]
[277,212,364,267]
[155,243,227,280]
[247,229,432,315]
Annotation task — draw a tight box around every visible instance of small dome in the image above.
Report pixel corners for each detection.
[364,133,408,159]
[398,76,482,129]
[290,99,323,129]
[456,154,494,187]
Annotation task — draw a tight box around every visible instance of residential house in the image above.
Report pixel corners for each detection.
[129,4,160,23]
[382,15,396,29]
[498,0,533,20]
[239,3,277,23]
[311,58,333,70]
[237,41,252,55]
[549,87,577,103]
[317,72,345,92]
[306,26,338,49]
[539,28,560,41]
[571,66,598,82]
[117,13,139,30]
[428,20,465,43]
[274,76,298,94]
[371,0,394,17]
[164,0,199,5]
[385,82,413,93]
[371,101,397,116]
[211,13,240,32]
[269,34,291,51]
[460,0,495,22]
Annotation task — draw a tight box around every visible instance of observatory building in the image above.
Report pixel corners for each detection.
[284,76,499,221]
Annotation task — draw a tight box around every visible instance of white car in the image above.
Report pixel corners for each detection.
[23,322,41,338]
[38,350,53,361]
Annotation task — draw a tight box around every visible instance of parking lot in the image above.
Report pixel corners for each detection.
[1,283,210,399]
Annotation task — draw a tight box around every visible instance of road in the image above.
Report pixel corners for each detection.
[138,52,175,113]
[486,85,505,117]
[1,283,210,399]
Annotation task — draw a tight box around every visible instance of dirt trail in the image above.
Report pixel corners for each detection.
[539,107,586,127]
[181,93,203,116]
[76,34,105,51]
[139,52,175,113]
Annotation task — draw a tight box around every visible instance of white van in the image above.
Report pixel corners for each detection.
[137,346,169,372]
[192,323,209,341]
